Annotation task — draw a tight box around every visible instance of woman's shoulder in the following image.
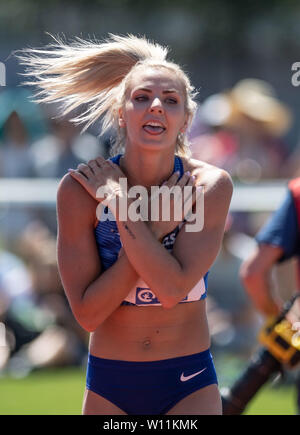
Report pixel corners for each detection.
[57,172,98,223]
[57,172,84,197]
[181,156,233,197]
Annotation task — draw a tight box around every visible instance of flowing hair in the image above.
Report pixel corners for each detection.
[16,33,197,156]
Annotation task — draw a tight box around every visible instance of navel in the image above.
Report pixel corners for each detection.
[142,337,152,349]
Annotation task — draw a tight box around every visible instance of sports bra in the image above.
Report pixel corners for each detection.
[94,154,208,306]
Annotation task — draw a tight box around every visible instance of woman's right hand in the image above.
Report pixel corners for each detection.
[148,170,198,241]
[68,156,126,203]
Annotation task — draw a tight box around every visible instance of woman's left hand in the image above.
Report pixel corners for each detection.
[68,156,125,202]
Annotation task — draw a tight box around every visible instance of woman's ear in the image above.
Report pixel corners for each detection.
[180,113,189,134]
[118,108,126,128]
[180,120,188,134]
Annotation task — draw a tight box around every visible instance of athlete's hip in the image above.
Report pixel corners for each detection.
[85,348,218,415]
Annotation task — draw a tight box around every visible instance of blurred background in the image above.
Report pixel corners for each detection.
[0,0,300,414]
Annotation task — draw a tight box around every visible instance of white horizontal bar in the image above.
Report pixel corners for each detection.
[0,178,288,212]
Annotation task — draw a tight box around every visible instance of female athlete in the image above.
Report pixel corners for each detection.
[18,34,233,415]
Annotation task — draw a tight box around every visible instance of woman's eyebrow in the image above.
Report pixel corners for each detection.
[163,89,180,94]
[134,87,180,94]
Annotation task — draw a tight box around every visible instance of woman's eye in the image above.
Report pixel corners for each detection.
[135,95,148,102]
[134,95,178,104]
[166,98,178,104]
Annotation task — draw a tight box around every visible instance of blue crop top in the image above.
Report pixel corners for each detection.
[94,154,208,306]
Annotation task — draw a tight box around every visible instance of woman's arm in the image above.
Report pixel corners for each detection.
[115,168,233,308]
[57,173,142,332]
[61,161,192,330]
[67,158,233,309]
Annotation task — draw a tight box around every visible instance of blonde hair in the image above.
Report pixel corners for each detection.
[17,34,198,157]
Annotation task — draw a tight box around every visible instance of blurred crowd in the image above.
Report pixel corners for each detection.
[189,79,299,360]
[0,89,108,375]
[189,78,296,182]
[0,79,299,376]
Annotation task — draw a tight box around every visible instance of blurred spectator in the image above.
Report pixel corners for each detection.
[31,111,107,178]
[189,79,293,183]
[0,220,88,376]
[0,110,36,178]
[0,244,37,372]
[281,137,300,179]
[207,214,261,356]
[29,112,107,233]
[0,88,46,142]
[0,110,37,246]
[240,178,300,413]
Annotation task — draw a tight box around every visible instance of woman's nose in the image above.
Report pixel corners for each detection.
[150,97,163,113]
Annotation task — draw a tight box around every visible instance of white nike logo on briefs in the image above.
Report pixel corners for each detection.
[180,367,207,382]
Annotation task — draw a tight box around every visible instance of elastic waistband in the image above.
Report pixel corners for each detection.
[88,349,212,370]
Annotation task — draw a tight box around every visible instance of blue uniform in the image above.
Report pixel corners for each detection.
[87,154,216,415]
[94,154,208,306]
[256,188,300,261]
[86,350,218,415]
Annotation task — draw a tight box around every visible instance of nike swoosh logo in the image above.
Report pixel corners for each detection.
[180,367,207,382]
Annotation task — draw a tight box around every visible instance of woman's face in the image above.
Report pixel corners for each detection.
[120,67,188,152]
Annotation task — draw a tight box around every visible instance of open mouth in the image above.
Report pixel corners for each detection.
[143,121,166,135]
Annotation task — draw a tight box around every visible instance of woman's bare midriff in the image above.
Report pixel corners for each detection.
[89,299,209,361]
